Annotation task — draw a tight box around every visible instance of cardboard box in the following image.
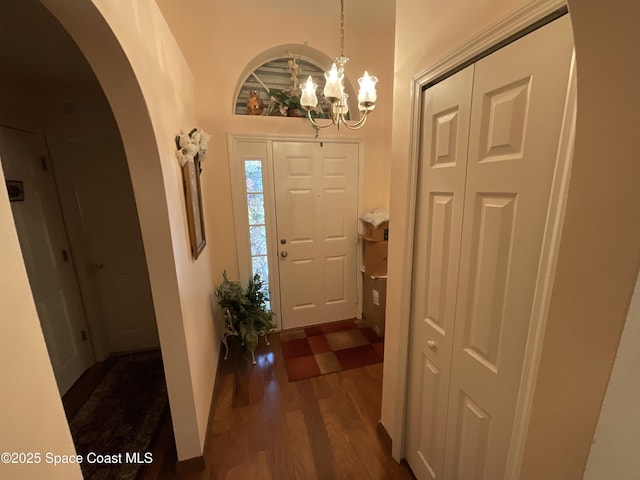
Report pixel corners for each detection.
[361,221,389,242]
[363,240,388,276]
[363,275,387,336]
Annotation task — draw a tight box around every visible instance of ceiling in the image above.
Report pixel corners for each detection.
[216,0,396,29]
[0,0,395,86]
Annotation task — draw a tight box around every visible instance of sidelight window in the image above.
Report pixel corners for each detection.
[244,160,270,309]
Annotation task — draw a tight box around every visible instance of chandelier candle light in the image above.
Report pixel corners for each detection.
[300,0,378,130]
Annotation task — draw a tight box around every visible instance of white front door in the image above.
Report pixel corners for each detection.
[0,127,95,394]
[273,141,358,329]
[406,16,574,480]
[46,131,159,354]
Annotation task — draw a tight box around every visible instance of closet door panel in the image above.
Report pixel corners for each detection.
[406,65,474,480]
[444,16,574,480]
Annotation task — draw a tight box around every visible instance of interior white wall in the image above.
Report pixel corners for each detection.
[583,267,640,480]
[41,0,219,461]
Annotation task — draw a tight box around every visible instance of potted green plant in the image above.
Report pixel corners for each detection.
[215,272,276,363]
[268,89,304,117]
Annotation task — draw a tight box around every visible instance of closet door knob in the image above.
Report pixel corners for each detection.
[427,340,437,351]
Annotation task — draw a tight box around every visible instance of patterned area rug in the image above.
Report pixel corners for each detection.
[68,350,168,480]
[280,319,384,382]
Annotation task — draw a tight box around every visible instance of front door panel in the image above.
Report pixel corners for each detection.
[273,142,358,329]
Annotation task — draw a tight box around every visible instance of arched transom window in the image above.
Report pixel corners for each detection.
[235,55,348,119]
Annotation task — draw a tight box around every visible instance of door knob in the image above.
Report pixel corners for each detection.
[280,251,288,258]
[427,340,437,351]
[280,238,287,245]
[91,262,105,270]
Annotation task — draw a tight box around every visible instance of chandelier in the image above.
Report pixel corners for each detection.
[299,0,378,130]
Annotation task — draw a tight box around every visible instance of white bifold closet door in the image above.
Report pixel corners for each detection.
[406,16,574,480]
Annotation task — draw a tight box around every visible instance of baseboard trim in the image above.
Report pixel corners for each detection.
[377,420,393,453]
[175,455,206,474]
[174,345,226,475]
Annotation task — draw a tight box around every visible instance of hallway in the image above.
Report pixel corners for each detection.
[147,335,415,479]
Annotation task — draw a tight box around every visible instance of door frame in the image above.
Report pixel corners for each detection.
[389,0,575,475]
[228,134,365,330]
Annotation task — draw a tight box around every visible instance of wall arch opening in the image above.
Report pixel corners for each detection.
[233,43,359,118]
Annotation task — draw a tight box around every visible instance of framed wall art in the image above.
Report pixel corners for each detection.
[176,128,210,260]
[182,157,206,259]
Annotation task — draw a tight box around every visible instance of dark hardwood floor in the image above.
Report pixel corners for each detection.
[143,334,416,480]
[62,335,414,479]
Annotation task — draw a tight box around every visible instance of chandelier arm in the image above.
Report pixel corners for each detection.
[337,110,371,130]
[305,110,337,129]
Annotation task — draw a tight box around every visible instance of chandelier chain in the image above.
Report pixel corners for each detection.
[299,0,378,131]
[340,0,345,58]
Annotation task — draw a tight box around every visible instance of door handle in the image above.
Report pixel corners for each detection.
[91,262,105,270]
[427,340,437,351]
[280,238,287,245]
[280,251,288,258]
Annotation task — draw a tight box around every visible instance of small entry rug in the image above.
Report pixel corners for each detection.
[280,319,384,382]
[68,350,167,480]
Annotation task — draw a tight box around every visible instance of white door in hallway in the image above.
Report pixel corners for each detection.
[273,141,358,329]
[406,65,474,480]
[46,131,159,354]
[406,16,574,480]
[0,127,95,394]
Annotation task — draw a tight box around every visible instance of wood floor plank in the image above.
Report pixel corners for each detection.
[318,394,374,479]
[269,424,297,479]
[252,450,273,480]
[226,450,272,480]
[342,367,383,426]
[340,373,415,480]
[225,463,250,480]
[297,380,337,480]
[212,373,234,434]
[310,365,343,400]
[231,355,252,408]
[323,372,397,479]
[285,409,319,480]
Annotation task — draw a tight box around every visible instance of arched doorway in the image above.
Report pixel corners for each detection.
[39,0,213,465]
[0,0,211,467]
[0,0,160,394]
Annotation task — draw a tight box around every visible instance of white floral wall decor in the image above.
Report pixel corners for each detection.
[175,128,211,167]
